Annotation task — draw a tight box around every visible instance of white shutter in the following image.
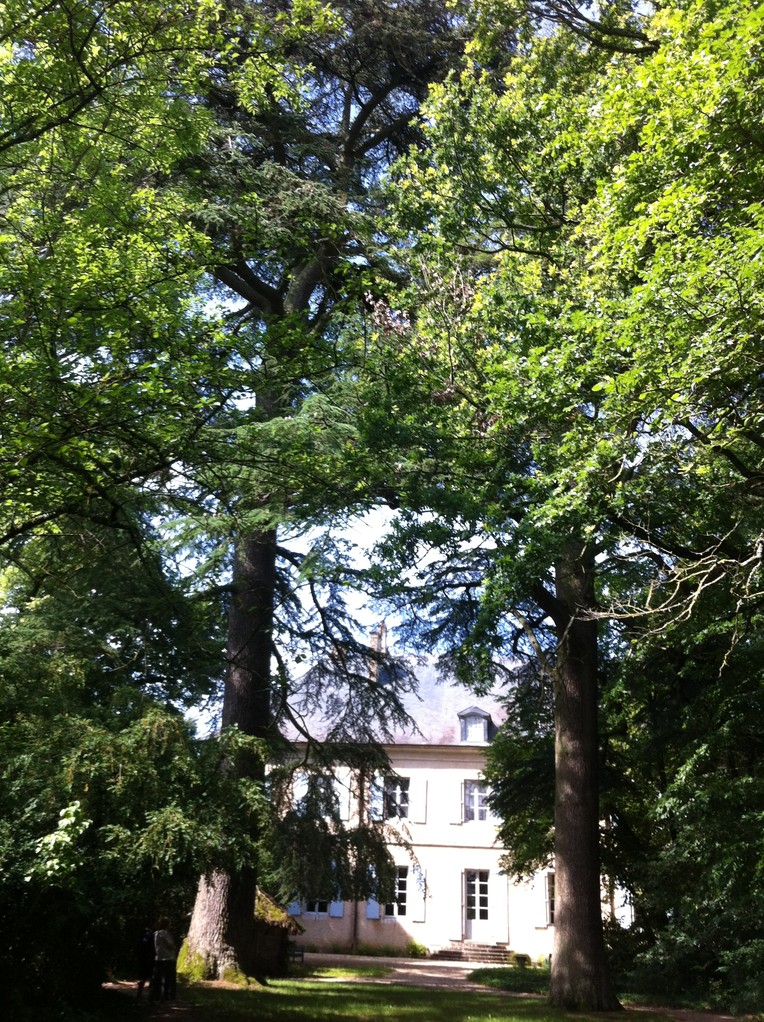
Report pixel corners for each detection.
[410,866,426,922]
[452,780,465,824]
[451,870,465,941]
[409,777,427,824]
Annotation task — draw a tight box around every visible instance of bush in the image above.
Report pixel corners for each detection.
[603,918,651,990]
[509,952,531,968]
[716,941,764,1016]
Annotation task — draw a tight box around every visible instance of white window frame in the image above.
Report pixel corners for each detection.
[465,868,490,922]
[459,710,489,743]
[463,779,490,822]
[305,899,329,916]
[384,865,409,918]
[410,864,427,922]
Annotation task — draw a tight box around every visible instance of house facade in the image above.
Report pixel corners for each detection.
[286,629,557,961]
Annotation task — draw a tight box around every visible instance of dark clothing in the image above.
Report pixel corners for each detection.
[136,927,155,998]
[152,957,176,1000]
[136,928,155,981]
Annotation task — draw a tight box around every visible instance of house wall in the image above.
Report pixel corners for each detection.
[289,744,556,960]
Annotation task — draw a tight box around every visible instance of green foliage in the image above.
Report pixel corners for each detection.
[1,0,471,1004]
[6,0,764,1012]
[259,767,400,908]
[354,0,764,1009]
[0,696,270,1015]
[717,940,764,1017]
[483,668,555,879]
[25,800,92,885]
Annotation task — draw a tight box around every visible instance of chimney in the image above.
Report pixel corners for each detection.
[370,620,387,656]
[369,621,388,681]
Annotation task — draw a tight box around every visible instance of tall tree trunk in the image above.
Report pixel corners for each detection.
[549,542,620,1010]
[185,531,277,978]
[221,530,277,741]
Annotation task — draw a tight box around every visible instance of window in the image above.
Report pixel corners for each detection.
[465,869,489,921]
[385,866,409,917]
[383,776,409,819]
[464,780,490,822]
[293,772,337,817]
[545,872,555,926]
[305,899,328,915]
[458,707,491,743]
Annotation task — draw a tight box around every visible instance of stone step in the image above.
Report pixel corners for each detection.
[431,942,510,964]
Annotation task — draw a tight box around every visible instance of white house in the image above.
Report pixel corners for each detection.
[285,625,557,962]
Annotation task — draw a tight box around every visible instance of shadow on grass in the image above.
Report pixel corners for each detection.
[176,978,561,1022]
[96,975,678,1022]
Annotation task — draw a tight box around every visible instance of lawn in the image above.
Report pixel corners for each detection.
[96,971,673,1022]
[179,979,547,1021]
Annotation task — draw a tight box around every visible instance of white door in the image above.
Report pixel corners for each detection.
[464,869,491,941]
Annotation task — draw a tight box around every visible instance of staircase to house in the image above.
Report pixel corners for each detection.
[430,941,511,965]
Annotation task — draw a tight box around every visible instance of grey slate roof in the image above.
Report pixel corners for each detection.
[385,661,505,745]
[282,657,508,748]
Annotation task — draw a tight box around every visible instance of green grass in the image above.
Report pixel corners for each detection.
[468,967,552,995]
[94,974,675,1022]
[300,964,393,979]
[465,968,728,1014]
[177,979,572,1021]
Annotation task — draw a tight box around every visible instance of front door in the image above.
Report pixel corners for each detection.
[464,869,490,941]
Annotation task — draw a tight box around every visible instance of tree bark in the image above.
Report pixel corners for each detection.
[185,531,277,978]
[221,531,277,741]
[549,542,620,1011]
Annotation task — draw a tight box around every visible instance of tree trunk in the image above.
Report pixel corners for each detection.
[549,542,620,1011]
[221,530,277,742]
[185,531,277,979]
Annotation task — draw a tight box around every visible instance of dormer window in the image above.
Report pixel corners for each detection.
[458,706,491,744]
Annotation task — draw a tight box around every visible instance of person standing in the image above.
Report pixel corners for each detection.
[135,925,155,999]
[151,916,177,1001]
